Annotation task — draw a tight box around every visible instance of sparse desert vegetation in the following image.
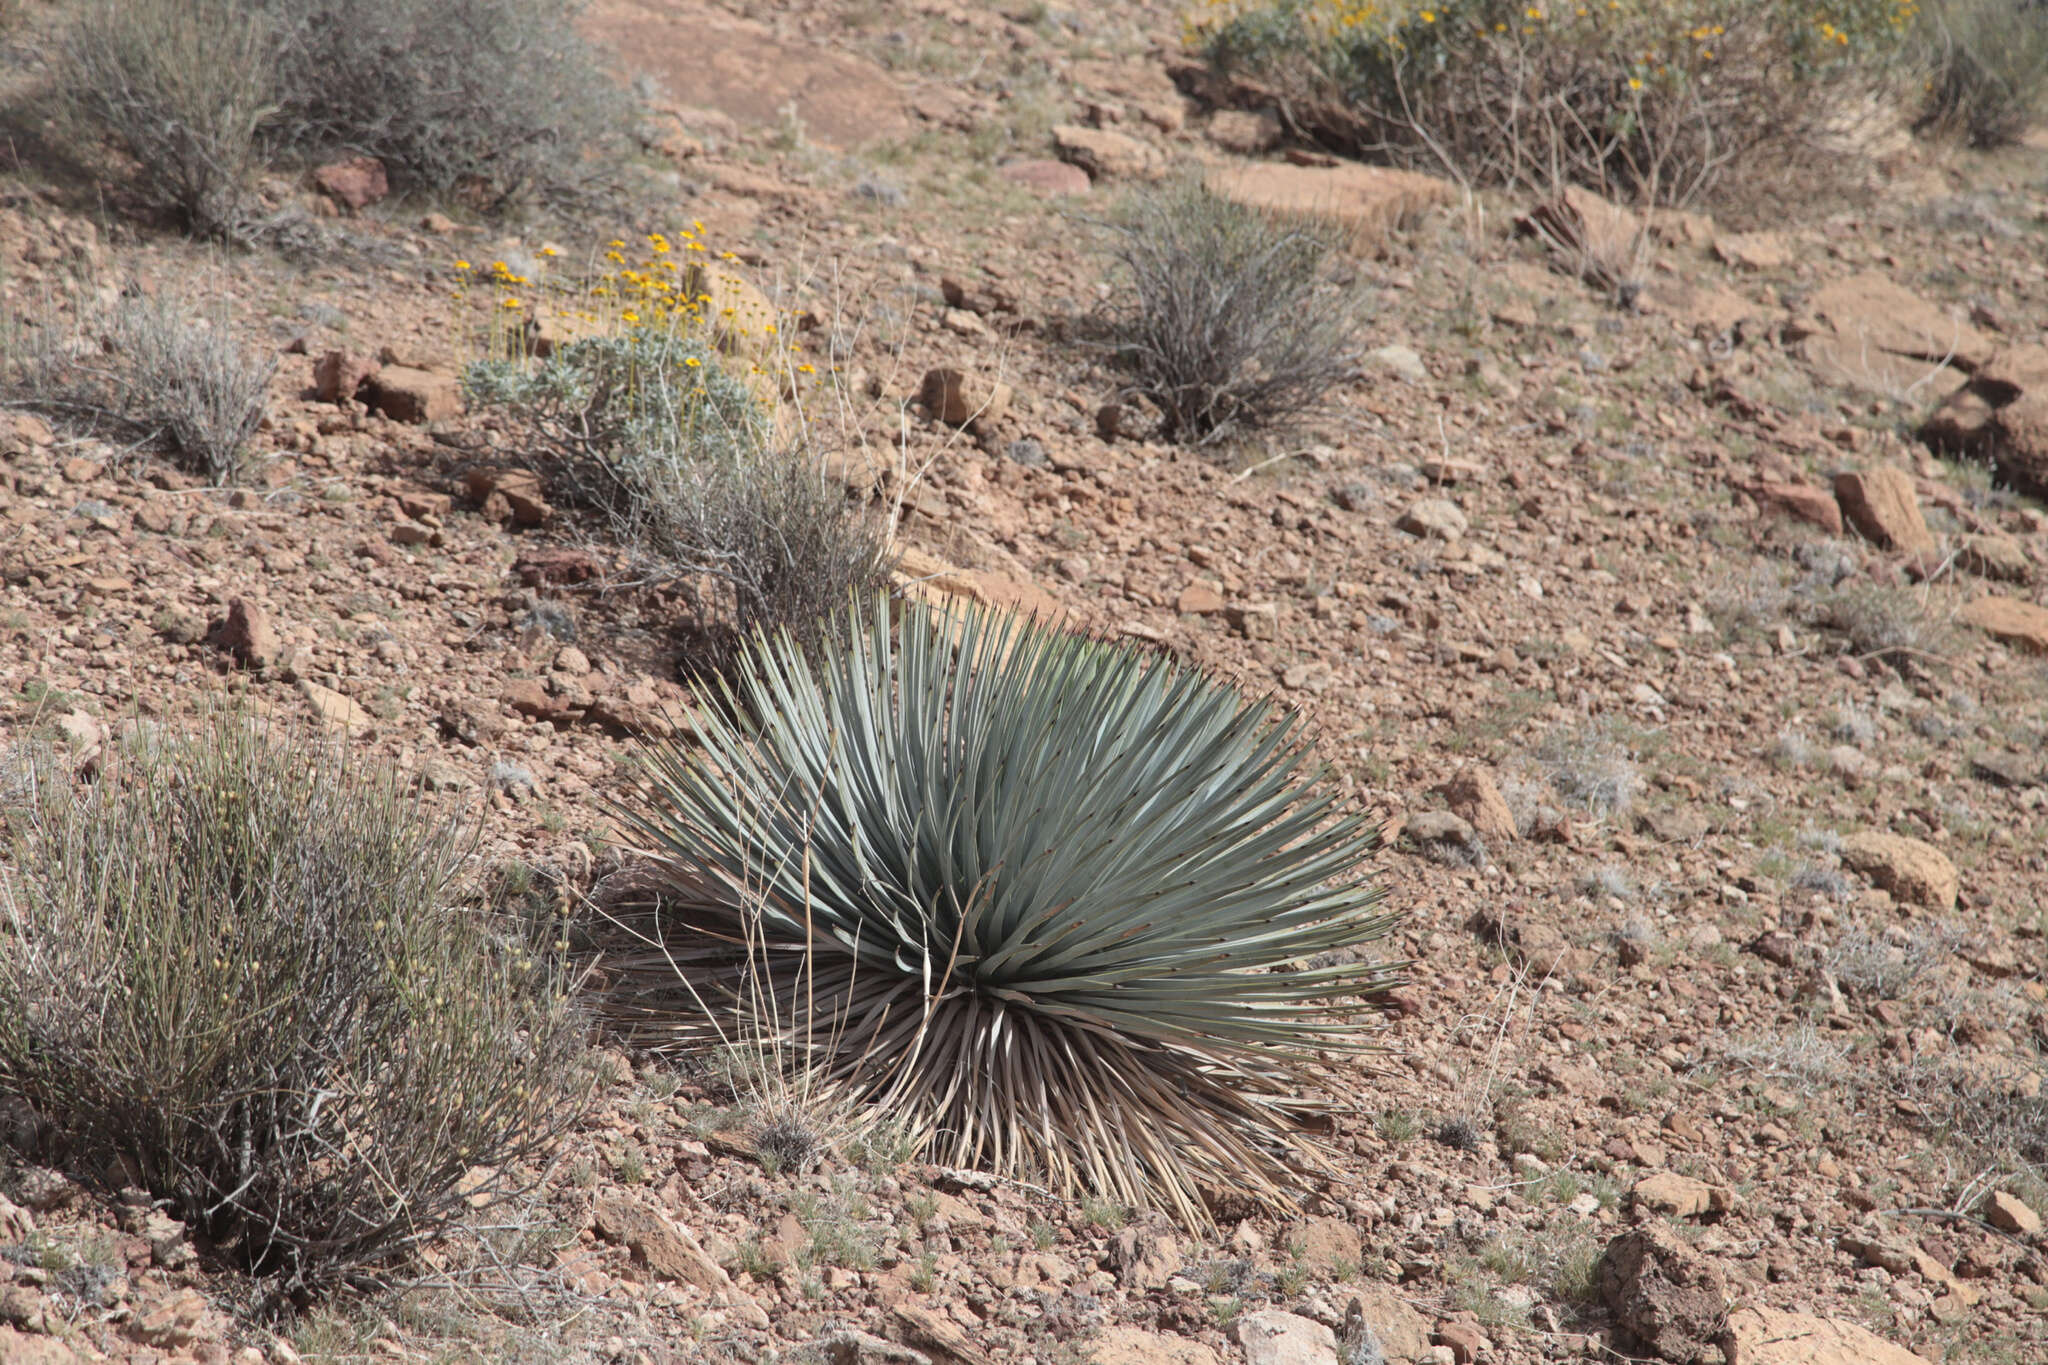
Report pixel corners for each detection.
[0,0,2046,1361]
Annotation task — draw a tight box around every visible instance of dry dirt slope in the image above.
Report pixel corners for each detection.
[4,2,2048,1364]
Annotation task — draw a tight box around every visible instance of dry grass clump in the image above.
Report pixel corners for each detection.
[0,290,275,484]
[1812,582,1953,667]
[0,718,592,1306]
[1191,0,1919,206]
[1089,181,1365,447]
[1826,920,1972,1000]
[1534,718,1642,819]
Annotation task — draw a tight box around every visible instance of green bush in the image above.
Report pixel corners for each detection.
[255,0,625,208]
[53,0,274,237]
[1194,0,1920,204]
[0,719,591,1304]
[1914,0,2048,146]
[1093,182,1363,447]
[612,596,1401,1225]
[0,291,276,484]
[467,326,892,666]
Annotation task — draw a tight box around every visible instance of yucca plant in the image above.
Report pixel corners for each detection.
[611,596,1400,1224]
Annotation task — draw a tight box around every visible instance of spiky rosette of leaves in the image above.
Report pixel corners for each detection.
[613,596,1400,1224]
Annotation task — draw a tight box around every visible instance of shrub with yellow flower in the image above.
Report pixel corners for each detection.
[1189,0,1923,204]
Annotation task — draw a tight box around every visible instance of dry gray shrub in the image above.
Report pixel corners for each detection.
[1091,182,1365,447]
[1535,720,1641,819]
[53,0,274,238]
[1814,583,1951,667]
[1,291,275,484]
[467,327,891,669]
[1827,921,1973,1001]
[254,0,625,209]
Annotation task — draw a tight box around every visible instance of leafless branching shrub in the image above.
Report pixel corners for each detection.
[53,0,273,238]
[1,291,275,484]
[1089,182,1364,447]
[1194,1,1905,209]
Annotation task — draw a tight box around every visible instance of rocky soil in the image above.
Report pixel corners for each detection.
[4,2,2048,1364]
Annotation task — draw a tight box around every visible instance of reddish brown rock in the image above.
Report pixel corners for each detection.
[1796,272,1992,394]
[299,680,372,731]
[1961,595,2048,654]
[920,367,1012,429]
[313,156,389,211]
[1598,1224,1728,1365]
[207,597,279,670]
[463,467,552,526]
[1052,125,1164,181]
[1832,466,1934,553]
[997,159,1092,197]
[1732,478,1843,536]
[1631,1172,1736,1219]
[515,547,604,587]
[1207,109,1281,155]
[1722,1308,1932,1365]
[312,349,378,405]
[367,365,462,424]
[1986,1190,2042,1235]
[1436,769,1517,844]
[1211,160,1455,254]
[1839,831,1958,912]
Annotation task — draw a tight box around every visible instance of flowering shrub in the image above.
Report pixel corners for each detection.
[1191,0,1923,203]
[463,229,890,668]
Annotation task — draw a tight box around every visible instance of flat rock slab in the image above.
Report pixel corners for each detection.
[583,1,908,147]
[1722,1307,1931,1365]
[1962,595,2048,654]
[1796,272,1991,395]
[1087,1329,1222,1365]
[1205,161,1455,254]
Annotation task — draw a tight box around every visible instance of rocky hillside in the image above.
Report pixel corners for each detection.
[3,2,2048,1365]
